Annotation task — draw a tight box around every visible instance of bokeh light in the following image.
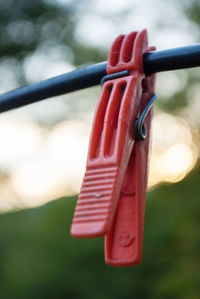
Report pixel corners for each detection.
[0,0,199,212]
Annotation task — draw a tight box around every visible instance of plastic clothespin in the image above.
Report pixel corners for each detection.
[70,29,157,267]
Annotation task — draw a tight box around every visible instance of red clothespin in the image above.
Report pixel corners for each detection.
[71,29,157,267]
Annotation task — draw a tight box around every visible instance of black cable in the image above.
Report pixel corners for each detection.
[144,44,200,74]
[0,62,107,113]
[0,44,200,113]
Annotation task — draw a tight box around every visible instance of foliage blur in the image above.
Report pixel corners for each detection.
[0,0,200,298]
[0,0,105,86]
[0,166,200,298]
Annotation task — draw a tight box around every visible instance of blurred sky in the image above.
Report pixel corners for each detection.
[0,0,199,212]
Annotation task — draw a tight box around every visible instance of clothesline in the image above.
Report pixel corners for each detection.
[0,44,200,113]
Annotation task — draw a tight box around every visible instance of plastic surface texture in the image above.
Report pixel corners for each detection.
[71,29,156,267]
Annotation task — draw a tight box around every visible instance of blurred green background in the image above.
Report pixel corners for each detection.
[0,0,200,298]
[0,167,200,298]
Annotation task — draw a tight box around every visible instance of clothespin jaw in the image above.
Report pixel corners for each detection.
[107,30,147,75]
[70,30,157,267]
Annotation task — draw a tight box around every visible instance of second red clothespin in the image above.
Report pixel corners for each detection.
[71,29,157,267]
